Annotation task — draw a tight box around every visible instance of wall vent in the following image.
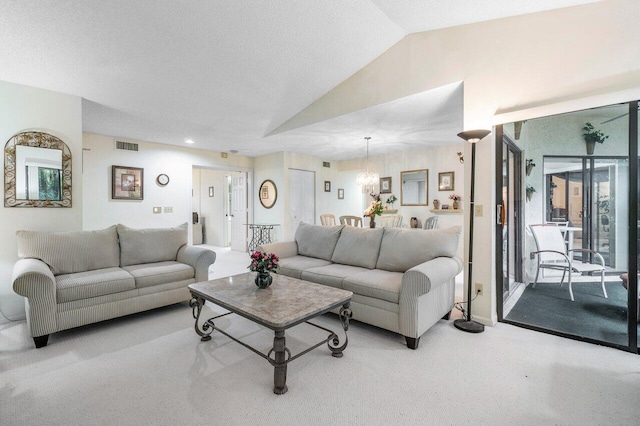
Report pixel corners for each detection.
[115,140,139,152]
[323,161,330,168]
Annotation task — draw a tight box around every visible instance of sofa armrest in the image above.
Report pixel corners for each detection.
[12,258,58,337]
[12,258,56,300]
[401,256,463,297]
[257,241,298,259]
[177,246,216,283]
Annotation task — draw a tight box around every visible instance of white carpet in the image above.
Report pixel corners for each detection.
[1,248,639,425]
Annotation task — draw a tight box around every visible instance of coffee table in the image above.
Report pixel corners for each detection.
[188,273,353,395]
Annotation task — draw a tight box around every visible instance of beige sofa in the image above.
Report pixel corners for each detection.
[259,222,462,349]
[12,223,216,348]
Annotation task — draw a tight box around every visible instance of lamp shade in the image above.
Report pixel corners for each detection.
[457,129,491,143]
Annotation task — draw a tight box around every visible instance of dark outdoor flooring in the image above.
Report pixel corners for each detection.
[506,279,639,346]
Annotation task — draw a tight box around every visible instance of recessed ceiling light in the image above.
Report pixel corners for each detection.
[185,139,194,144]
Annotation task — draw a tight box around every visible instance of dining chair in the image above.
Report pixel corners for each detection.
[339,215,363,227]
[423,216,438,230]
[320,214,336,226]
[378,214,403,228]
[530,224,607,302]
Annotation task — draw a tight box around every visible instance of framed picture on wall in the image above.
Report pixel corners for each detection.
[324,181,331,192]
[112,166,143,200]
[261,185,269,199]
[209,186,214,197]
[338,188,344,199]
[380,176,392,194]
[438,171,455,191]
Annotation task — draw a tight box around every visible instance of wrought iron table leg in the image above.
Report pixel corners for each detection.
[329,302,351,358]
[272,330,288,394]
[189,296,213,341]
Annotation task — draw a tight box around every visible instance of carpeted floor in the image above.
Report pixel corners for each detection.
[2,249,639,425]
[506,279,636,345]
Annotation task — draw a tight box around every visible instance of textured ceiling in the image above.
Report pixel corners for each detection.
[0,0,602,159]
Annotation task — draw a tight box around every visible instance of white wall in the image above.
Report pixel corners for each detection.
[253,152,286,242]
[0,81,83,321]
[82,133,252,244]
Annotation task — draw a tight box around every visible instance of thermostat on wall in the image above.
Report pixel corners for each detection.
[156,174,170,186]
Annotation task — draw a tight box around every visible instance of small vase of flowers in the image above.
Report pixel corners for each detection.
[248,251,279,289]
[449,194,461,210]
[364,193,384,228]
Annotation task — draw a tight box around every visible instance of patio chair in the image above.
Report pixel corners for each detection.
[423,216,438,230]
[530,224,607,302]
[320,214,336,226]
[378,214,403,228]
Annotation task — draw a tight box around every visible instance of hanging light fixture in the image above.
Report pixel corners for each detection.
[356,136,379,193]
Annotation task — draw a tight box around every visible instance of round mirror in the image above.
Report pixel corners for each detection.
[259,179,277,209]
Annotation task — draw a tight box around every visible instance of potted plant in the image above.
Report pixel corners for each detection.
[364,193,384,228]
[526,159,535,176]
[582,122,609,155]
[449,194,461,210]
[384,194,398,213]
[248,251,279,289]
[526,184,536,202]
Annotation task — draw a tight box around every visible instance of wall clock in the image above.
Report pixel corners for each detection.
[156,174,170,186]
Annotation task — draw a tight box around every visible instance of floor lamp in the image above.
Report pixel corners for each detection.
[454,129,491,333]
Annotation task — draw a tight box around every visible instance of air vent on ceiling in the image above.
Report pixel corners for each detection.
[115,140,139,152]
[323,161,330,168]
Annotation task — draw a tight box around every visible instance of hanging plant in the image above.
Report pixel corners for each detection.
[525,159,536,176]
[526,184,536,202]
[582,122,609,155]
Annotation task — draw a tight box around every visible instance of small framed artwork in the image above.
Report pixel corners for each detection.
[112,166,143,200]
[324,181,331,192]
[209,186,214,197]
[438,171,455,191]
[338,188,344,199]
[261,185,269,199]
[380,176,392,194]
[441,204,450,210]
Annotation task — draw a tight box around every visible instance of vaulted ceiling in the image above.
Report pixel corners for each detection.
[0,0,601,159]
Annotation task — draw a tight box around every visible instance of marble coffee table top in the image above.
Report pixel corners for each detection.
[189,273,352,330]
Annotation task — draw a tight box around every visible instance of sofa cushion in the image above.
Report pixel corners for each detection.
[376,226,461,272]
[294,222,343,261]
[331,227,384,269]
[56,267,135,303]
[301,264,369,289]
[278,255,333,279]
[123,261,195,289]
[343,269,403,304]
[17,226,120,275]
[118,223,188,267]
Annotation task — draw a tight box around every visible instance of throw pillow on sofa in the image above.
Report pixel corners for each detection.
[16,226,120,275]
[376,226,461,272]
[117,223,188,266]
[294,222,343,261]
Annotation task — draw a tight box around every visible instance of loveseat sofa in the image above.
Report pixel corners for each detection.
[12,223,216,348]
[259,222,462,349]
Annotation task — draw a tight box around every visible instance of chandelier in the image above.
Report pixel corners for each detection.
[356,136,379,193]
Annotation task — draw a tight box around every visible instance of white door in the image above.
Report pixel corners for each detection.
[230,171,247,252]
[289,169,315,232]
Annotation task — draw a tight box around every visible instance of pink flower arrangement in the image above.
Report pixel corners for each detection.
[449,194,461,201]
[248,251,279,274]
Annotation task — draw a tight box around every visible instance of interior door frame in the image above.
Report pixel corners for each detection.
[495,128,524,320]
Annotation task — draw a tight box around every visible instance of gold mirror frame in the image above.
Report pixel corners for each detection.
[4,131,72,207]
[400,169,429,206]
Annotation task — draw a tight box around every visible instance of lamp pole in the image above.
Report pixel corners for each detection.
[454,129,491,333]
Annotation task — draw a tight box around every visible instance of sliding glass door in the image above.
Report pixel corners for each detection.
[498,102,638,353]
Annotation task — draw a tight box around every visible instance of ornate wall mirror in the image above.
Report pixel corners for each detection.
[259,179,277,209]
[4,131,72,207]
[401,169,428,206]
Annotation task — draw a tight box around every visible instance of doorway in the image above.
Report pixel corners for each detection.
[288,169,315,231]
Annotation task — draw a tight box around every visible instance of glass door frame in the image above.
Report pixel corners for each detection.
[496,101,638,354]
[495,129,524,320]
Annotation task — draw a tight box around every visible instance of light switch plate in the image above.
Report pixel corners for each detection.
[474,204,483,217]
[164,206,173,213]
[153,207,161,214]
